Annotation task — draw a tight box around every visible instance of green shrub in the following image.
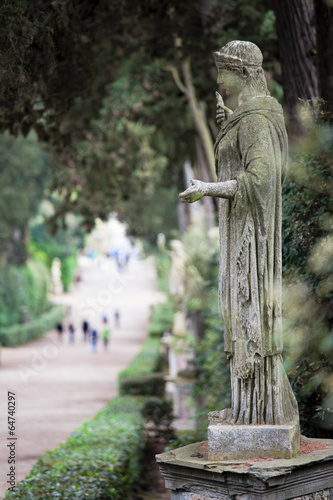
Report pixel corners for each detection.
[0,260,49,329]
[119,373,165,397]
[22,261,49,317]
[5,397,146,499]
[141,397,173,425]
[0,304,65,346]
[154,252,171,293]
[118,337,164,396]
[148,302,174,337]
[0,266,26,327]
[60,252,78,292]
[282,122,333,438]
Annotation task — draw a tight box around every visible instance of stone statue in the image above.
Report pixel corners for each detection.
[180,41,299,428]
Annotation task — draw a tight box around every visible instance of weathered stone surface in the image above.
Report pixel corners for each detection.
[208,418,300,460]
[293,490,332,500]
[172,493,226,500]
[169,490,333,500]
[179,40,300,433]
[157,438,333,499]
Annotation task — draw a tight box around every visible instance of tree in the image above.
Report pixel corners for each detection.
[0,133,49,264]
[0,0,279,232]
[0,1,122,141]
[314,0,333,116]
[273,0,333,133]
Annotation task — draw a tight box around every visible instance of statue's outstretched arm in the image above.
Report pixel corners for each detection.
[179,179,237,203]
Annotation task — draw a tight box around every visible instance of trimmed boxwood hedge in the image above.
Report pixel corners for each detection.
[5,396,146,499]
[118,336,164,396]
[119,372,165,397]
[0,304,65,346]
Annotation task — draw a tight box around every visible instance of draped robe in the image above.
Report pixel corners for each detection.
[214,95,298,424]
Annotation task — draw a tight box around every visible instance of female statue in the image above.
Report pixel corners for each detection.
[180,41,299,425]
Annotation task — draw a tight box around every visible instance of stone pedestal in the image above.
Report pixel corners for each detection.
[156,437,333,499]
[208,418,300,460]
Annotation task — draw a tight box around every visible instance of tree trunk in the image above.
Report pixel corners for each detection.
[273,0,318,135]
[314,0,333,116]
[182,58,216,181]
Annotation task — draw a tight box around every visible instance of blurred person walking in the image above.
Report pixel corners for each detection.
[102,320,111,351]
[69,323,75,344]
[56,322,63,341]
[82,320,89,342]
[91,329,98,352]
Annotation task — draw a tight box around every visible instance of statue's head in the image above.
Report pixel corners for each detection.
[215,41,263,69]
[214,40,269,97]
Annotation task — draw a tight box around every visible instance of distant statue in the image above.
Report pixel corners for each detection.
[180,41,299,425]
[169,240,189,303]
[168,240,203,309]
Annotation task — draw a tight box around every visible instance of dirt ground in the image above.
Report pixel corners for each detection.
[0,253,168,499]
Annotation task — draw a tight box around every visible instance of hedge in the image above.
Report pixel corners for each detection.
[119,372,165,397]
[5,396,146,500]
[0,304,65,347]
[148,302,174,337]
[0,260,50,329]
[118,336,164,396]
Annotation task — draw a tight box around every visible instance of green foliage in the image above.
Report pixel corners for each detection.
[5,396,145,499]
[155,252,172,294]
[0,304,65,347]
[0,266,26,327]
[283,139,332,273]
[49,58,184,233]
[181,214,219,279]
[141,397,173,426]
[119,373,165,398]
[282,120,333,437]
[0,0,283,241]
[0,1,123,141]
[60,252,78,292]
[195,266,231,412]
[30,216,83,291]
[22,261,49,318]
[148,302,174,337]
[118,186,179,245]
[118,337,164,396]
[0,261,49,329]
[0,132,49,264]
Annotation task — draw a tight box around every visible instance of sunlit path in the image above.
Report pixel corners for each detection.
[0,252,165,499]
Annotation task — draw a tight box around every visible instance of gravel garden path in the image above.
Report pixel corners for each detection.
[0,252,168,499]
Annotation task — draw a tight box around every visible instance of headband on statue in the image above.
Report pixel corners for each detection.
[214,51,261,68]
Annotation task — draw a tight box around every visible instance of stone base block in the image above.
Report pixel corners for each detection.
[208,419,300,460]
[156,437,333,499]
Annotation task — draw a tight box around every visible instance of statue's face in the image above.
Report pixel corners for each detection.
[217,67,246,96]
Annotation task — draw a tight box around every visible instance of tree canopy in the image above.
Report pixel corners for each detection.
[0,0,332,238]
[0,0,281,233]
[0,132,49,264]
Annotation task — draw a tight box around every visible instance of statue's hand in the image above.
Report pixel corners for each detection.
[179,180,206,203]
[216,104,226,126]
[216,103,233,126]
[216,91,233,127]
